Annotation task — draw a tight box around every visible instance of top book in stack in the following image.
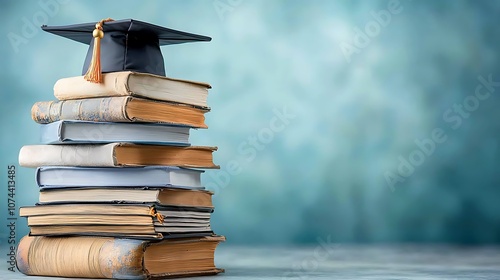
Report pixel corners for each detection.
[54,72,211,109]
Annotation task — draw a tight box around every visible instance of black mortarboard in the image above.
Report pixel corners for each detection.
[42,19,211,82]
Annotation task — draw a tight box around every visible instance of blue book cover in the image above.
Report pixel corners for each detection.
[40,120,191,146]
[36,166,204,189]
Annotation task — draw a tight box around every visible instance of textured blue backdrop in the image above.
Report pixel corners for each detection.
[1,0,500,245]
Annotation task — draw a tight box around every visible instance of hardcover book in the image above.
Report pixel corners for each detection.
[54,71,211,109]
[41,120,191,145]
[37,187,214,208]
[36,166,203,189]
[20,204,214,238]
[17,235,225,279]
[19,143,219,168]
[31,96,209,128]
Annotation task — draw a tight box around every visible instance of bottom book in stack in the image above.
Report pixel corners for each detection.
[17,235,225,279]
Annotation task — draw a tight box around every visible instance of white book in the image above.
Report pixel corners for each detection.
[18,143,218,168]
[54,71,211,108]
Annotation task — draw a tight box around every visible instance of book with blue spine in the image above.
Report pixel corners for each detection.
[36,166,203,189]
[40,120,191,146]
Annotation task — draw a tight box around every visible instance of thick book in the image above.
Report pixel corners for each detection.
[41,120,190,145]
[17,235,224,279]
[19,143,218,168]
[20,204,213,238]
[53,71,211,109]
[38,187,214,208]
[31,96,209,128]
[36,166,203,189]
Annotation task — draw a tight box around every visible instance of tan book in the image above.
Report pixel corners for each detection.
[20,203,212,217]
[20,204,213,237]
[54,71,211,108]
[19,143,218,168]
[31,96,209,128]
[17,235,225,279]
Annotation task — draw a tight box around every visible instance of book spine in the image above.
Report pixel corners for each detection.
[39,121,64,144]
[19,144,118,167]
[31,97,130,124]
[35,167,42,187]
[54,72,131,100]
[16,235,147,279]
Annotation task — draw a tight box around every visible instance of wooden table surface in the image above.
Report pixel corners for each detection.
[2,244,500,279]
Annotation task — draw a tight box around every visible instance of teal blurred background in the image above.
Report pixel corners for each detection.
[1,0,500,245]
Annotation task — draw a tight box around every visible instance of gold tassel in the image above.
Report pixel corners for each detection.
[84,18,114,83]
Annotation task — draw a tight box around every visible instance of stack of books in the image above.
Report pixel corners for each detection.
[17,19,224,279]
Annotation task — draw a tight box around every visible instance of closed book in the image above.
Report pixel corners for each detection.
[37,187,214,208]
[41,120,190,145]
[19,143,218,168]
[31,96,209,128]
[36,166,203,189]
[54,71,211,109]
[17,235,224,279]
[20,204,213,238]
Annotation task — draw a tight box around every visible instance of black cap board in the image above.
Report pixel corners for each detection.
[42,19,211,77]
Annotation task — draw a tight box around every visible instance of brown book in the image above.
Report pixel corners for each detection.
[17,235,225,279]
[18,143,219,168]
[31,96,209,128]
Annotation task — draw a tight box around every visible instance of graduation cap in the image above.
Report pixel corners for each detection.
[42,18,211,83]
